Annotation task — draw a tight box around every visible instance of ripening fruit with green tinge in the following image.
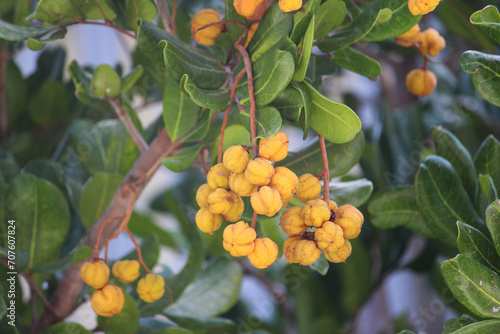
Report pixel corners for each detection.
[207,163,230,189]
[195,207,222,235]
[223,145,250,173]
[250,186,282,217]
[248,237,279,269]
[223,221,257,257]
[295,174,321,202]
[279,206,308,236]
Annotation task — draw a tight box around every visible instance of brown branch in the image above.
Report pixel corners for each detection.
[31,129,180,333]
[318,135,329,202]
[108,98,148,152]
[62,20,136,39]
[171,0,179,35]
[21,273,54,317]
[155,0,174,35]
[0,49,7,141]
[251,210,257,229]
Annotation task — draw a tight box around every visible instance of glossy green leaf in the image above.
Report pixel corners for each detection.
[0,19,57,40]
[225,0,246,44]
[247,4,293,63]
[309,254,329,275]
[98,292,139,334]
[293,15,314,82]
[451,320,500,333]
[42,322,93,334]
[478,174,499,216]
[486,200,500,259]
[278,131,364,177]
[290,12,313,45]
[333,47,381,79]
[124,0,157,31]
[26,29,68,50]
[121,66,144,92]
[442,254,500,320]
[7,174,70,270]
[470,6,500,44]
[460,51,500,107]
[90,64,121,98]
[415,155,484,248]
[432,126,478,200]
[210,125,251,163]
[165,257,242,318]
[329,178,373,207]
[270,86,304,123]
[5,61,27,126]
[368,186,433,238]
[442,315,476,334]
[79,172,122,229]
[180,74,229,111]
[292,81,311,139]
[180,109,213,143]
[32,246,92,274]
[314,0,347,39]
[457,221,500,273]
[128,211,177,248]
[30,0,117,23]
[240,106,282,140]
[475,135,500,193]
[163,75,201,142]
[165,315,235,332]
[305,82,361,143]
[29,81,69,124]
[237,48,295,108]
[163,145,202,173]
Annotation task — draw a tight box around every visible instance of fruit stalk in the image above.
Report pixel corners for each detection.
[319,135,329,202]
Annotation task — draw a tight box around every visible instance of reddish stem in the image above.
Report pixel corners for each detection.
[93,216,126,259]
[171,0,178,35]
[318,135,329,202]
[251,210,258,229]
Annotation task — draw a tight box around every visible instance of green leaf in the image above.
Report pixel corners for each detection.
[237,48,295,108]
[292,81,311,139]
[486,200,500,259]
[128,211,177,248]
[163,75,201,142]
[79,172,122,229]
[470,6,500,44]
[210,125,251,162]
[368,186,433,238]
[98,292,139,334]
[180,109,213,143]
[450,320,500,333]
[314,0,347,39]
[26,29,68,51]
[270,86,304,123]
[165,257,242,318]
[329,178,373,207]
[29,81,69,124]
[304,82,361,143]
[32,246,92,274]
[0,19,57,40]
[475,135,500,194]
[240,106,282,140]
[247,4,293,63]
[42,322,93,334]
[124,0,157,31]
[478,174,499,216]
[163,145,202,173]
[333,47,381,79]
[225,0,246,44]
[30,0,117,23]
[441,254,500,320]
[121,66,144,92]
[293,15,314,82]
[442,315,476,334]
[415,155,484,248]
[277,131,365,177]
[5,61,27,127]
[90,64,121,98]
[180,74,230,111]
[460,51,500,107]
[291,12,313,45]
[432,126,478,200]
[7,174,70,270]
[309,254,329,275]
[165,316,235,332]
[457,221,500,273]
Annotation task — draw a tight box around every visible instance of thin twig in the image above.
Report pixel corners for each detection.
[288,152,312,174]
[93,216,126,259]
[62,20,136,39]
[0,49,7,141]
[154,0,173,34]
[108,98,148,152]
[318,135,329,202]
[251,210,257,229]
[171,0,179,35]
[21,273,54,314]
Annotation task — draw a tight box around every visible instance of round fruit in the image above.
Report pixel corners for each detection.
[296,174,321,202]
[81,259,110,289]
[222,193,245,222]
[195,207,222,235]
[234,0,269,20]
[334,205,363,239]
[406,68,437,97]
[91,285,124,317]
[283,235,303,263]
[314,221,345,250]
[207,163,230,190]
[207,188,234,215]
[112,260,140,283]
[196,183,212,208]
[137,274,165,303]
[324,240,352,263]
[223,145,250,173]
[300,199,331,228]
[245,157,274,186]
[223,221,257,257]
[248,237,279,269]
[258,131,289,162]
[408,0,441,16]
[292,239,321,266]
[269,166,298,199]
[229,172,258,197]
[250,186,282,217]
[278,0,303,12]
[190,9,223,46]
[395,24,421,47]
[418,28,445,57]
[279,206,308,236]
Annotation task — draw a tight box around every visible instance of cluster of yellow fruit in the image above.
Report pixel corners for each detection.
[191,0,302,46]
[80,259,165,316]
[396,24,446,97]
[408,0,441,16]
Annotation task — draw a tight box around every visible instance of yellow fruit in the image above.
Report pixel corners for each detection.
[292,240,321,266]
[296,174,321,202]
[245,22,259,48]
[195,207,222,235]
[279,0,302,12]
[418,28,445,57]
[328,200,338,212]
[207,188,234,215]
[229,172,258,197]
[81,259,110,289]
[250,186,282,217]
[191,9,223,46]
[137,274,165,303]
[207,163,230,190]
[258,131,289,162]
[279,206,308,236]
[222,193,245,222]
[112,260,140,283]
[91,285,124,317]
[314,221,345,250]
[408,0,441,16]
[223,145,250,173]
[269,166,298,199]
[223,221,257,256]
[245,157,274,186]
[196,183,212,208]
[300,199,331,228]
[248,237,279,269]
[406,68,437,97]
[395,24,421,47]
[334,205,363,239]
[283,235,303,263]
[234,0,268,20]
[281,194,293,208]
[324,240,352,263]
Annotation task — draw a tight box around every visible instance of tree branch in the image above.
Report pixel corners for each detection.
[155,0,174,35]
[32,129,180,333]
